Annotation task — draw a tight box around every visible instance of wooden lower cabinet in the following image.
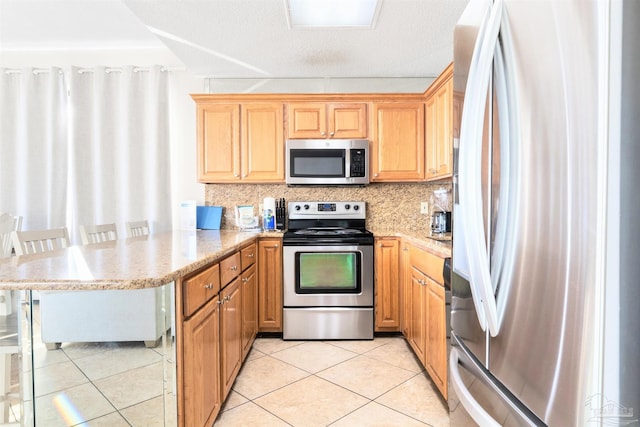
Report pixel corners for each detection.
[401,241,448,400]
[220,277,243,401]
[408,266,428,363]
[426,275,447,399]
[374,237,400,331]
[258,238,283,332]
[241,263,258,359]
[182,295,221,427]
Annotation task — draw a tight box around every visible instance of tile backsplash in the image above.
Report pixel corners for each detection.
[204,182,452,234]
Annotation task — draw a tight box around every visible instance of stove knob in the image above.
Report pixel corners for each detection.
[294,205,301,211]
[344,204,351,210]
[353,205,360,211]
[303,204,310,210]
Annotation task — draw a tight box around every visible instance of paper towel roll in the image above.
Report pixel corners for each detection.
[263,197,276,212]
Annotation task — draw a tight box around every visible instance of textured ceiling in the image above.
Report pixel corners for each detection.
[0,0,469,80]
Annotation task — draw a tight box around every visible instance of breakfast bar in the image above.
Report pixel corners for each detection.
[0,229,262,426]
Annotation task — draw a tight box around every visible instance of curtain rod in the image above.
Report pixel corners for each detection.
[3,66,184,75]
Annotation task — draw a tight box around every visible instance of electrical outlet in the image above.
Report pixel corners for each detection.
[420,202,429,214]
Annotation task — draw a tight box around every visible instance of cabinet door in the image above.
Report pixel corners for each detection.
[371,102,425,181]
[409,267,428,363]
[374,238,400,331]
[425,63,453,181]
[287,103,327,139]
[329,103,367,139]
[426,277,448,400]
[220,278,242,401]
[241,103,284,182]
[183,296,221,427]
[425,94,438,178]
[241,264,258,359]
[197,103,241,182]
[427,79,453,179]
[258,238,282,332]
[400,243,412,338]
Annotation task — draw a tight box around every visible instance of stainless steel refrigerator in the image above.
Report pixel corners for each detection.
[449,0,639,425]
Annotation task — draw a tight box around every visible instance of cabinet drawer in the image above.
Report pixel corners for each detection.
[241,243,257,271]
[220,252,241,286]
[409,245,444,284]
[183,263,220,317]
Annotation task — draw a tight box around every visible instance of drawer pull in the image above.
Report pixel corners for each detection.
[224,295,231,302]
[242,277,248,283]
[217,300,224,305]
[230,265,238,271]
[204,283,214,289]
[247,253,255,258]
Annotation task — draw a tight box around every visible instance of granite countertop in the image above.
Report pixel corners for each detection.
[0,230,269,291]
[369,228,452,258]
[0,227,448,291]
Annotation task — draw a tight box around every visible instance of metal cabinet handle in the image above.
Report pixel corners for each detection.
[217,299,224,305]
[330,132,335,136]
[225,295,231,302]
[247,253,255,258]
[230,265,238,271]
[234,173,240,178]
[242,277,248,283]
[204,283,213,289]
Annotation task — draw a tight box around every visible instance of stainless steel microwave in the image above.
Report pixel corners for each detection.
[285,139,369,185]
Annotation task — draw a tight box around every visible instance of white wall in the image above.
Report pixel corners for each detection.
[1,48,206,230]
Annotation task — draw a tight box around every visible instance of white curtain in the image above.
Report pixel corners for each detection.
[0,68,68,230]
[67,66,171,242]
[0,66,172,242]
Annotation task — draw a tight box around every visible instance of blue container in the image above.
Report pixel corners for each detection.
[196,206,223,230]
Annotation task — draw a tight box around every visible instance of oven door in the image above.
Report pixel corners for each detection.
[283,244,373,307]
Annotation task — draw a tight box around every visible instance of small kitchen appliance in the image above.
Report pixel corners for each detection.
[431,211,451,234]
[282,201,374,340]
[285,139,369,186]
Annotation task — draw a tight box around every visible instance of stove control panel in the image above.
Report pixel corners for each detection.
[288,201,366,219]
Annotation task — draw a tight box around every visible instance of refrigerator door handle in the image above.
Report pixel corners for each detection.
[458,0,503,336]
[450,348,501,427]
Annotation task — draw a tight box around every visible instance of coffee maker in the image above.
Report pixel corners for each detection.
[431,211,451,234]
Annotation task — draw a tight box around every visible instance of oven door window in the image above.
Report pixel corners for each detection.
[290,149,345,178]
[295,252,361,294]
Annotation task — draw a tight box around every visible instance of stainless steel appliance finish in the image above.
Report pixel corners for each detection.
[450,1,639,426]
[285,139,369,186]
[282,201,374,340]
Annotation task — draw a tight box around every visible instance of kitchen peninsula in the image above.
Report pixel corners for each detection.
[0,228,450,426]
[0,229,269,426]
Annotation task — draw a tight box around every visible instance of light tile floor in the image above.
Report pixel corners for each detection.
[27,300,449,426]
[216,337,450,426]
[32,336,450,426]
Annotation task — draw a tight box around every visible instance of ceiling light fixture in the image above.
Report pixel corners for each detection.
[286,0,382,29]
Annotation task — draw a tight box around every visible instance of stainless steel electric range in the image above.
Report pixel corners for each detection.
[282,201,374,340]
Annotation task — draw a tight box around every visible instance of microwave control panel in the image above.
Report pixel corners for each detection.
[350,149,367,177]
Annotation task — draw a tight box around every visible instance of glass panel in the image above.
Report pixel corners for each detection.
[299,253,357,290]
[23,285,177,426]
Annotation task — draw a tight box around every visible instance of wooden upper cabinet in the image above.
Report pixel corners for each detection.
[195,101,284,183]
[371,102,425,182]
[425,63,453,180]
[287,102,367,139]
[241,103,284,182]
[197,103,241,182]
